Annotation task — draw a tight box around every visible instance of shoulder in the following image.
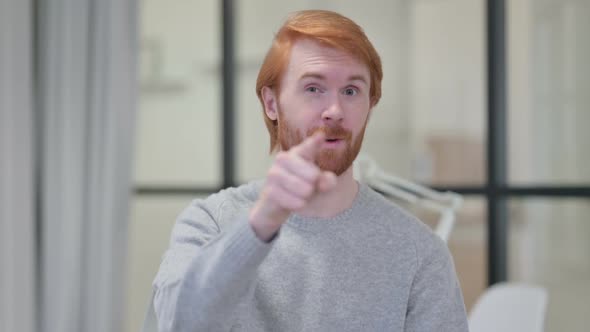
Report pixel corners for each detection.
[360,184,449,267]
[179,179,262,228]
[165,180,262,249]
[362,184,437,240]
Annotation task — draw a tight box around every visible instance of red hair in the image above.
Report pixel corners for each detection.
[256,10,383,153]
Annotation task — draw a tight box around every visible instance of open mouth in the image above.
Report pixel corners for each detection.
[324,138,344,147]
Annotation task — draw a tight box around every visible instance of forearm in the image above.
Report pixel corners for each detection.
[154,219,275,332]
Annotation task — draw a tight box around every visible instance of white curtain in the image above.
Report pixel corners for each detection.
[0,0,139,331]
[0,0,36,331]
[38,0,139,331]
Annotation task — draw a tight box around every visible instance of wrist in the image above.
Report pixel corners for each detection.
[249,199,289,242]
[248,213,282,243]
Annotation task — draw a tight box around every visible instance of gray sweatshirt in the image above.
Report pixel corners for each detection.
[152,180,469,331]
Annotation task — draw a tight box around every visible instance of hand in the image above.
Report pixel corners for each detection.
[249,131,337,241]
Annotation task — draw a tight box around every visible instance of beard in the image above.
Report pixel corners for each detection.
[277,111,367,176]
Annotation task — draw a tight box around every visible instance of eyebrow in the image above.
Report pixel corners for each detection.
[299,72,369,85]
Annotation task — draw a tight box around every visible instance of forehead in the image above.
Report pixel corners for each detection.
[284,38,370,81]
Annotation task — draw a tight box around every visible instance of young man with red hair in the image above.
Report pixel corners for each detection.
[153,10,468,331]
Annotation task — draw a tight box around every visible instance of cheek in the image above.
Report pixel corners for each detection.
[346,108,371,134]
[344,100,370,118]
[282,103,322,125]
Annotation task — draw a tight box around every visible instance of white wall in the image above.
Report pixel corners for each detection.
[135,0,221,187]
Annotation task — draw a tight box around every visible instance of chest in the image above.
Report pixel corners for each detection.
[233,228,416,331]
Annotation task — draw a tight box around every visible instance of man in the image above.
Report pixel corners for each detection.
[152,10,468,332]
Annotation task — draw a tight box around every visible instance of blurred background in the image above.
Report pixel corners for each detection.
[2,0,589,331]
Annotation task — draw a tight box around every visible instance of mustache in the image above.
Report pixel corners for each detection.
[307,126,352,140]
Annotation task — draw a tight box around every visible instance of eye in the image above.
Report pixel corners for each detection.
[306,86,321,93]
[343,87,358,96]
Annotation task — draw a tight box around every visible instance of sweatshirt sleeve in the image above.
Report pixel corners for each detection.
[152,197,277,332]
[404,235,469,332]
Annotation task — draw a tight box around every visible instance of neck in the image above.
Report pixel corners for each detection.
[297,166,359,218]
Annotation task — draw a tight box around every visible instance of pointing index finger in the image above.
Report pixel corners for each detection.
[293,131,325,161]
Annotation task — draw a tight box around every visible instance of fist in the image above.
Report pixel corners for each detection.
[249,132,337,241]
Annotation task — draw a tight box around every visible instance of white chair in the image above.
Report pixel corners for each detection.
[469,282,548,332]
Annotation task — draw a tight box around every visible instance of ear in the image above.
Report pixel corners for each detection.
[261,86,279,121]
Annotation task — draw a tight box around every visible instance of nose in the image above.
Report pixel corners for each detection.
[321,96,344,123]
